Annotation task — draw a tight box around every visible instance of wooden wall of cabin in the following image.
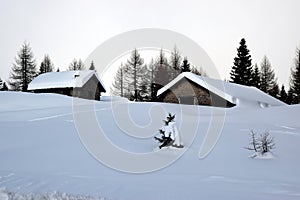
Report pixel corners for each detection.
[73,75,101,100]
[159,78,234,107]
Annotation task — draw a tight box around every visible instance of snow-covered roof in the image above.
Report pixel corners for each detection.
[157,72,286,107]
[28,70,106,92]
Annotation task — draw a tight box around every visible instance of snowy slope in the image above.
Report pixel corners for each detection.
[0,92,300,200]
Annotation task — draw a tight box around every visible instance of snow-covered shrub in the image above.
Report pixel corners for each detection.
[154,113,183,149]
[245,130,275,157]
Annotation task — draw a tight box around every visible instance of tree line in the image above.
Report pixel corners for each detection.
[0,41,95,91]
[110,47,206,101]
[229,38,300,104]
[1,40,300,105]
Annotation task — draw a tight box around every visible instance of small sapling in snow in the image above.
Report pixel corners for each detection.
[245,130,275,158]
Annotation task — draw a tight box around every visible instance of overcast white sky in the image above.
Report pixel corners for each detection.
[1,0,300,89]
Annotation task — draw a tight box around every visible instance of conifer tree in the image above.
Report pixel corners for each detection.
[0,78,3,89]
[289,47,300,103]
[154,49,172,86]
[230,38,253,86]
[169,46,182,79]
[89,61,95,70]
[125,49,144,101]
[147,58,158,101]
[269,82,280,99]
[1,82,8,91]
[181,57,191,73]
[0,78,8,91]
[68,59,85,71]
[39,54,54,74]
[260,56,276,94]
[111,63,125,97]
[9,41,37,91]
[252,63,261,89]
[287,88,294,105]
[279,85,288,103]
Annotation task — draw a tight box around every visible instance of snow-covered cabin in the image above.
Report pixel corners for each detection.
[28,70,106,100]
[157,72,286,108]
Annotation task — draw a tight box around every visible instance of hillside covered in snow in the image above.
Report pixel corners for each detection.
[0,91,300,200]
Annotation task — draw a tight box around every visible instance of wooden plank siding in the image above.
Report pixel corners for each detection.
[32,75,104,101]
[158,78,235,108]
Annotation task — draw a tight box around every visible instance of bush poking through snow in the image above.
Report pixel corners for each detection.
[245,130,275,158]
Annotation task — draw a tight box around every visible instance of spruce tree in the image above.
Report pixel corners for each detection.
[9,41,37,91]
[230,38,253,86]
[289,47,300,103]
[1,82,8,91]
[252,63,261,89]
[181,57,191,73]
[0,78,8,91]
[287,88,294,105]
[260,56,276,94]
[89,61,95,70]
[269,82,280,99]
[279,85,288,103]
[39,54,54,74]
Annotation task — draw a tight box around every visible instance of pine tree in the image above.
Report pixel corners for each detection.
[154,49,172,87]
[89,61,95,70]
[289,47,300,104]
[279,85,288,103]
[169,46,182,79]
[269,82,280,99]
[252,63,261,89]
[181,57,191,73]
[230,38,253,86]
[68,59,85,71]
[260,56,276,94]
[0,78,8,91]
[111,63,125,97]
[1,82,8,91]
[125,49,145,101]
[9,41,37,91]
[39,54,54,74]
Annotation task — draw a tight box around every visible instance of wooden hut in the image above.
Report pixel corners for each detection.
[28,70,106,100]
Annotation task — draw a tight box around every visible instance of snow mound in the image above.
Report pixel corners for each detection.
[250,152,275,159]
[0,188,108,200]
[1,92,300,200]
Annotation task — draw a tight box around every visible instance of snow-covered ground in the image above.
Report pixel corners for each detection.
[0,91,300,200]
